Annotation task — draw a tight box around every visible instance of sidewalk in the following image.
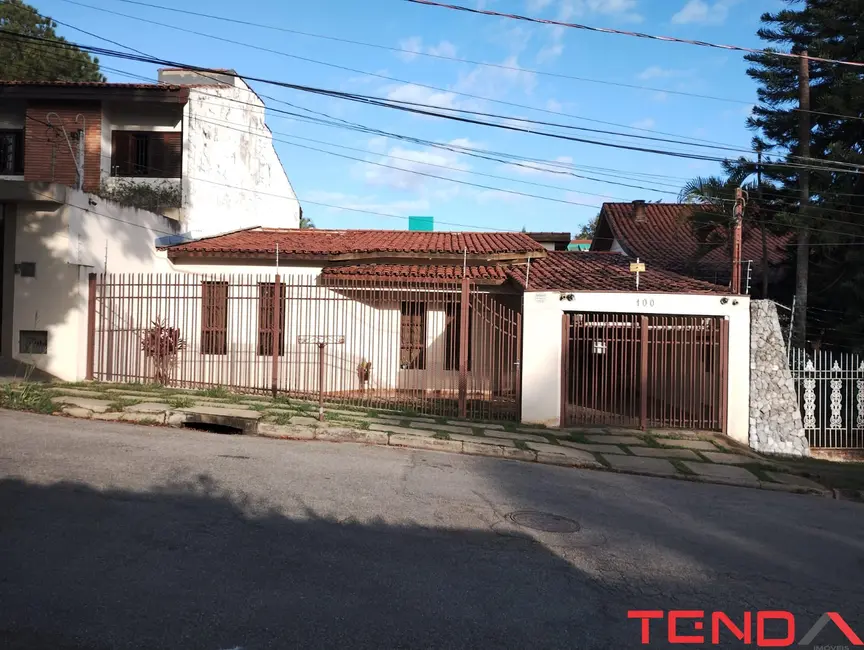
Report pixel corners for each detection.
[39,382,831,496]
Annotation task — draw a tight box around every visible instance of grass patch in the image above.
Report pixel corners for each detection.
[739,463,774,482]
[513,440,531,451]
[670,459,696,475]
[0,383,56,415]
[272,412,294,426]
[106,398,141,411]
[195,386,231,399]
[167,396,194,409]
[781,457,864,493]
[564,431,591,444]
[471,427,486,436]
[432,432,451,440]
[357,421,371,430]
[639,434,663,448]
[594,454,612,468]
[541,434,560,445]
[436,417,449,425]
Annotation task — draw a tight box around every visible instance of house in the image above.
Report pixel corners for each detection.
[590,200,789,295]
[568,238,591,251]
[0,71,300,379]
[85,228,750,443]
[525,232,571,251]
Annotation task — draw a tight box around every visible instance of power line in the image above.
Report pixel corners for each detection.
[404,0,864,70]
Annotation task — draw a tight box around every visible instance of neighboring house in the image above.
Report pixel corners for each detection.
[590,201,789,295]
[568,238,591,251]
[525,232,570,251]
[84,229,750,442]
[0,72,300,379]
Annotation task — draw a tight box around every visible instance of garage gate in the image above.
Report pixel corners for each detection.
[561,312,728,432]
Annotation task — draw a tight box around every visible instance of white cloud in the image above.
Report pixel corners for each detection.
[546,98,563,112]
[303,191,432,220]
[630,118,656,129]
[397,37,458,62]
[637,65,691,80]
[651,91,669,102]
[385,83,461,110]
[358,141,472,195]
[455,55,536,97]
[671,0,738,25]
[527,0,554,11]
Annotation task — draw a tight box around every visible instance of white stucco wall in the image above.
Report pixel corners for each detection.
[11,187,175,381]
[521,291,750,443]
[181,84,300,238]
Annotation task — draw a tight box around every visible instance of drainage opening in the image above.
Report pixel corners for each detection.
[182,422,243,435]
[506,511,581,533]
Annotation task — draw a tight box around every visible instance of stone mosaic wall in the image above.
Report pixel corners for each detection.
[749,300,810,457]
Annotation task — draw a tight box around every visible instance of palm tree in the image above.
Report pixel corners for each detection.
[299,215,315,229]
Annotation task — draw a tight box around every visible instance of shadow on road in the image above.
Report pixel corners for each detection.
[0,473,620,650]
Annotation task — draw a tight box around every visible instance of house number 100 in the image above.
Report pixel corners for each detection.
[637,298,655,307]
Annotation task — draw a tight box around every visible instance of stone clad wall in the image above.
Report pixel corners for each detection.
[749,301,809,457]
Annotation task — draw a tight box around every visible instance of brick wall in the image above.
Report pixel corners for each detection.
[24,101,102,193]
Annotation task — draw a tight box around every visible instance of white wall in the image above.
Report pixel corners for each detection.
[181,84,301,238]
[11,188,175,380]
[521,291,750,443]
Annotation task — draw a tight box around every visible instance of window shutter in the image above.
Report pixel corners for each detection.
[111,131,132,176]
[161,132,182,178]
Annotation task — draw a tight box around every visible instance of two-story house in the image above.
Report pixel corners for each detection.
[0,69,300,380]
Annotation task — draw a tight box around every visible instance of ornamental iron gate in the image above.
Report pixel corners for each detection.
[561,312,728,432]
[790,348,864,449]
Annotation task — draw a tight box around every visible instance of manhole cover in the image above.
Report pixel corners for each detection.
[506,510,581,533]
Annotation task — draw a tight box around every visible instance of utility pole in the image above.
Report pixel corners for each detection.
[793,50,811,348]
[757,148,769,297]
[731,187,744,294]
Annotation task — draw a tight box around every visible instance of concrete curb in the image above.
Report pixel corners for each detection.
[46,405,831,498]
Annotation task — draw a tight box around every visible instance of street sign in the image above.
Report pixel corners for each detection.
[630,262,646,273]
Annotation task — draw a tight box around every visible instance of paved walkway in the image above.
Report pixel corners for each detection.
[42,382,829,495]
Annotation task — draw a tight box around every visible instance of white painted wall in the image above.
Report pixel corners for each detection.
[11,187,175,380]
[521,291,750,443]
[179,81,300,238]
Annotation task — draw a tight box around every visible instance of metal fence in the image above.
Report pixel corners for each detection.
[790,348,864,449]
[561,312,728,431]
[87,273,522,421]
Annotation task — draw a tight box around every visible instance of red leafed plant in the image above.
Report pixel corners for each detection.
[140,319,187,385]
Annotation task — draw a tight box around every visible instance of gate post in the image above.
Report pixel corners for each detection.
[85,273,97,380]
[640,315,649,430]
[271,274,281,398]
[458,277,470,418]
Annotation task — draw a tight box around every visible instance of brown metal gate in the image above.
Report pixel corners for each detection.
[561,312,728,432]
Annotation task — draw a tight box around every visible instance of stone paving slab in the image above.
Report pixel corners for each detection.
[52,396,112,414]
[605,455,679,476]
[765,472,829,492]
[559,441,627,455]
[120,412,165,424]
[412,423,475,435]
[700,451,765,465]
[389,434,463,453]
[447,433,516,447]
[450,420,504,430]
[526,442,596,462]
[490,430,550,443]
[369,423,437,437]
[654,439,719,451]
[258,423,315,440]
[178,406,263,420]
[536,451,602,468]
[585,434,647,446]
[683,462,759,485]
[51,388,106,398]
[322,408,370,419]
[290,416,324,427]
[628,447,702,460]
[125,402,171,414]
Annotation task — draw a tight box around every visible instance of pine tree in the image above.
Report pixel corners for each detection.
[0,0,104,82]
[746,0,864,350]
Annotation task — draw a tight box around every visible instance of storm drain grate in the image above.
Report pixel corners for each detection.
[506,511,581,533]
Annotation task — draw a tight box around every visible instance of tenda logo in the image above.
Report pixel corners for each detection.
[628,610,863,647]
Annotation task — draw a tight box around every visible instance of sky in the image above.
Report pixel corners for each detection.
[34,0,785,233]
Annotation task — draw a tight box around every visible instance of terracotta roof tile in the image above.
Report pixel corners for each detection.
[166,228,545,258]
[508,251,729,294]
[0,80,183,90]
[321,264,507,284]
[594,202,790,284]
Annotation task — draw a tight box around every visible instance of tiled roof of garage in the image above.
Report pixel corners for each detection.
[165,227,546,258]
[321,264,508,284]
[508,251,729,294]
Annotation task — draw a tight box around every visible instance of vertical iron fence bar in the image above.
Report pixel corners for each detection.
[640,315,649,430]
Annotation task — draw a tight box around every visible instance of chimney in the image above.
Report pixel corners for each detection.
[631,200,647,223]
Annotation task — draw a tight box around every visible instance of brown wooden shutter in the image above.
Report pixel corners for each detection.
[201,281,228,355]
[400,302,426,370]
[160,132,182,178]
[111,131,132,176]
[257,282,285,356]
[444,303,472,371]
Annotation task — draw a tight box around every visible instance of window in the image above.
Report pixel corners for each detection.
[201,281,228,355]
[0,130,24,175]
[257,282,286,356]
[400,302,426,370]
[111,131,182,178]
[444,303,472,371]
[19,330,47,355]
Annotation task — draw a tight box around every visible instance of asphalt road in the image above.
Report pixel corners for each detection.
[1,411,862,649]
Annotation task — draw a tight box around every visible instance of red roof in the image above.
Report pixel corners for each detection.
[593,203,790,285]
[165,228,545,259]
[321,264,507,284]
[508,251,729,294]
[0,80,183,90]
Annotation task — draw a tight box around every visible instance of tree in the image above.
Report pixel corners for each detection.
[299,215,315,229]
[575,215,597,239]
[745,0,864,349]
[0,0,104,82]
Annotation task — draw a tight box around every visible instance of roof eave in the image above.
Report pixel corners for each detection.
[1,86,190,104]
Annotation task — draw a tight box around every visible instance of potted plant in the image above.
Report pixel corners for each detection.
[141,318,187,385]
